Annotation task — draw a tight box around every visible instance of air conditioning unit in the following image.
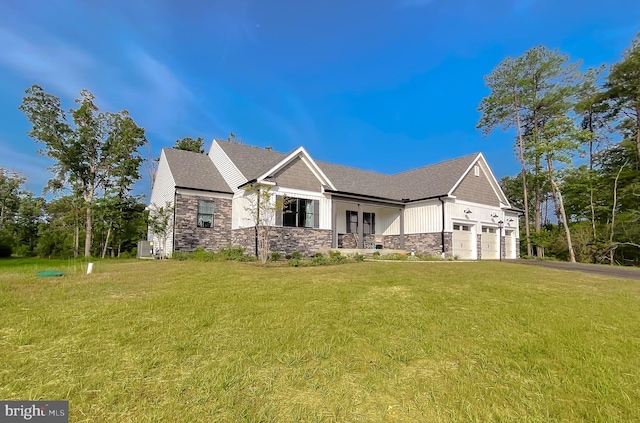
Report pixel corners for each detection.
[137,241,154,259]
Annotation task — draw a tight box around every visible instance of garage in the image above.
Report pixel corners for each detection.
[481,227,499,259]
[453,223,474,259]
[505,230,515,259]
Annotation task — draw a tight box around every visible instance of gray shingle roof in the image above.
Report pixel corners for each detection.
[163,148,233,193]
[216,140,480,201]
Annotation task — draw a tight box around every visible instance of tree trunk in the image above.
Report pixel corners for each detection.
[84,205,92,257]
[74,222,79,258]
[513,90,532,256]
[101,222,112,259]
[610,161,627,265]
[550,178,576,263]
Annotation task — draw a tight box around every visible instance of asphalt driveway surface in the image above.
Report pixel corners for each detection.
[514,259,640,281]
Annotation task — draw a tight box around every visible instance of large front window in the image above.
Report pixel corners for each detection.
[283,197,315,228]
[346,211,375,235]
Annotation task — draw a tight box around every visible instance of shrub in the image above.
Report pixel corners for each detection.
[291,251,302,260]
[0,242,12,258]
[372,251,381,259]
[271,252,282,262]
[219,246,246,261]
[353,253,365,262]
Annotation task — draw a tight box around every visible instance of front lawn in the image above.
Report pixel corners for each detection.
[1,259,638,422]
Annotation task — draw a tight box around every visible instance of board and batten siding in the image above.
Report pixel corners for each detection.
[148,150,177,256]
[334,202,400,235]
[404,200,442,234]
[209,140,247,192]
[232,188,331,230]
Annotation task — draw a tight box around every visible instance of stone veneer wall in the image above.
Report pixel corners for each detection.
[515,238,521,259]
[384,232,452,256]
[232,227,332,257]
[173,194,232,252]
[477,234,483,260]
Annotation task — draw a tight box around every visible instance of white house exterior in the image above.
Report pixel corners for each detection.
[148,140,521,259]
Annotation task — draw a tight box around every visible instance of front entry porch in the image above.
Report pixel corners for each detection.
[331,196,405,250]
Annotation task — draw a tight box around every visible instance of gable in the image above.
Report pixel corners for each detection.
[267,156,322,192]
[452,163,501,207]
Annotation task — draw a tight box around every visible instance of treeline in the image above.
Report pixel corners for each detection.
[0,168,148,258]
[479,33,640,265]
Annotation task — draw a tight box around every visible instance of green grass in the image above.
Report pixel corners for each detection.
[1,259,639,422]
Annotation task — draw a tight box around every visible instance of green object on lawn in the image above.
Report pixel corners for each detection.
[36,270,64,277]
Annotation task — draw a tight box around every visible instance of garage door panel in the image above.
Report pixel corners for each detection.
[453,224,474,259]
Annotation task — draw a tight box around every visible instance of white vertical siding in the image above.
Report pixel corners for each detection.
[447,200,511,231]
[404,200,442,234]
[209,140,248,192]
[148,150,176,256]
[333,201,400,235]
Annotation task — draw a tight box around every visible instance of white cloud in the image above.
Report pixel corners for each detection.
[0,27,94,100]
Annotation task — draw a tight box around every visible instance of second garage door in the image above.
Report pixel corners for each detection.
[481,227,499,259]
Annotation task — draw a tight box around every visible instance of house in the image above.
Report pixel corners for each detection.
[148,139,521,259]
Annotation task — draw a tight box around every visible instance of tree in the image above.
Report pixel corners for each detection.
[19,85,146,257]
[0,169,26,232]
[479,46,584,261]
[174,137,204,153]
[243,184,287,264]
[227,131,243,144]
[478,55,533,256]
[604,33,640,167]
[148,201,173,258]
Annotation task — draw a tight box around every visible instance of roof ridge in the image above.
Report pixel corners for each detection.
[391,152,480,177]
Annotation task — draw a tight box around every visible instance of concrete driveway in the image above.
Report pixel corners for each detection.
[514,259,640,281]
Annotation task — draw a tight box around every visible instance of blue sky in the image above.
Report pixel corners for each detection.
[0,0,637,198]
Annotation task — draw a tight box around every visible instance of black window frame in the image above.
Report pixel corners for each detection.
[197,199,214,228]
[346,211,375,235]
[283,197,315,228]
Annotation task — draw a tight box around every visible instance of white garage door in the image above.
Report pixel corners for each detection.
[505,230,515,259]
[481,227,499,260]
[453,224,474,259]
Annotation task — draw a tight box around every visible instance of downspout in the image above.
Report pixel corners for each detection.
[171,189,177,257]
[438,197,446,256]
[254,184,260,258]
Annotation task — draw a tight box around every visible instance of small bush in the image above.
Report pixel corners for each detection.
[0,242,12,258]
[219,247,246,261]
[372,251,381,258]
[271,252,282,262]
[353,253,365,262]
[291,251,302,260]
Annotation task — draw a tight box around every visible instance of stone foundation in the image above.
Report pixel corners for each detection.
[232,227,332,257]
[384,232,452,256]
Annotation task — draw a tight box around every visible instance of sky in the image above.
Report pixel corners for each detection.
[0,0,638,198]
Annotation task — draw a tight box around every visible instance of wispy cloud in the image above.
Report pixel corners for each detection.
[0,138,54,194]
[0,27,94,100]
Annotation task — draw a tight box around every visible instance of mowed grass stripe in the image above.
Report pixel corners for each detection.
[0,259,638,422]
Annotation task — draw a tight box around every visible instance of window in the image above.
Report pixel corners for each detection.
[454,224,470,231]
[346,211,375,235]
[283,197,315,228]
[474,165,480,176]
[482,227,496,234]
[197,200,214,228]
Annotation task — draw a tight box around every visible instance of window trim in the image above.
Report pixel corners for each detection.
[197,199,214,228]
[283,197,315,228]
[346,210,375,235]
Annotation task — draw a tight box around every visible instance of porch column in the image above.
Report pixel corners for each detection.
[357,203,364,249]
[399,208,405,249]
[331,198,337,248]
